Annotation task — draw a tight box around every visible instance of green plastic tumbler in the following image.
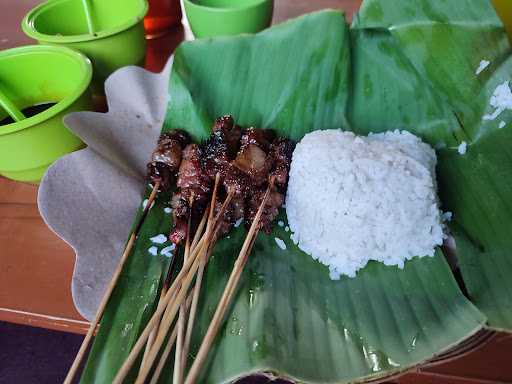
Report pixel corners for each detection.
[0,45,93,183]
[22,0,148,82]
[184,0,274,38]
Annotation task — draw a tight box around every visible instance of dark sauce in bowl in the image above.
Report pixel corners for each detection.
[0,102,57,126]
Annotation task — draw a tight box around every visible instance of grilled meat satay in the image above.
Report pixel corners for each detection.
[233,128,277,187]
[245,188,285,234]
[268,137,295,192]
[218,127,276,222]
[211,194,237,238]
[147,130,191,190]
[169,191,188,244]
[202,115,243,179]
[244,137,294,233]
[170,144,211,244]
[212,115,242,158]
[167,117,294,243]
[239,127,275,152]
[232,144,270,187]
[177,144,211,204]
[201,130,230,180]
[201,117,248,235]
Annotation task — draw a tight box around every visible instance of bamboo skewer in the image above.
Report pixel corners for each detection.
[140,205,209,378]
[112,234,207,384]
[134,231,210,383]
[150,317,179,384]
[180,255,206,373]
[134,176,224,384]
[64,182,161,384]
[181,189,235,374]
[184,185,272,384]
[139,202,209,380]
[191,204,209,251]
[173,213,192,384]
[175,181,220,382]
[115,177,220,384]
[149,294,193,384]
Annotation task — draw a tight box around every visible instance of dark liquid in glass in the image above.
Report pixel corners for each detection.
[144,0,182,38]
[0,103,57,126]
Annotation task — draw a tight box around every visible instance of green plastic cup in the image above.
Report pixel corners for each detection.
[0,45,93,183]
[184,0,274,38]
[22,0,148,83]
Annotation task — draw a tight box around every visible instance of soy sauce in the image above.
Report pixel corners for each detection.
[0,102,57,126]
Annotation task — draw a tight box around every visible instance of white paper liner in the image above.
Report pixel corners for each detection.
[37,59,173,320]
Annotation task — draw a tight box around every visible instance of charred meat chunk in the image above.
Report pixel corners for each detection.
[170,216,188,245]
[169,191,189,244]
[245,188,285,234]
[233,144,271,187]
[212,196,232,238]
[201,130,230,180]
[159,130,190,148]
[212,115,242,158]
[169,190,208,245]
[169,144,211,244]
[147,129,191,189]
[222,164,252,197]
[170,191,188,218]
[177,144,211,204]
[212,115,234,133]
[268,138,295,192]
[201,116,243,180]
[239,128,275,152]
[212,193,246,239]
[147,162,175,191]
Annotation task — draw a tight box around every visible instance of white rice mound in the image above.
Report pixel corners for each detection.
[286,129,444,279]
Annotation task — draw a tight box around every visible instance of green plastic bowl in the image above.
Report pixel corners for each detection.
[22,0,148,82]
[184,0,274,38]
[0,45,93,183]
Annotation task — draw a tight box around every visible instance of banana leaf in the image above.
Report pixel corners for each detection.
[81,2,512,383]
[353,0,512,330]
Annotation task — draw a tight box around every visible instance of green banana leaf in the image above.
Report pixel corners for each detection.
[353,0,512,330]
[81,1,512,382]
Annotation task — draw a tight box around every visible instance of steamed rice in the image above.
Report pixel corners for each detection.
[286,129,444,279]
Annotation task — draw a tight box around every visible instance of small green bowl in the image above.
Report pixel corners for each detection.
[22,0,148,83]
[184,0,274,38]
[0,45,93,183]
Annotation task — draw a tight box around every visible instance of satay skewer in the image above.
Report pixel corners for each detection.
[148,208,208,384]
[150,193,218,384]
[173,210,193,384]
[113,176,220,384]
[140,231,181,371]
[184,183,273,384]
[149,292,193,384]
[142,195,211,372]
[133,232,210,384]
[180,188,235,374]
[172,182,219,384]
[64,181,161,384]
[180,252,207,373]
[138,205,208,383]
[112,218,212,384]
[135,179,237,384]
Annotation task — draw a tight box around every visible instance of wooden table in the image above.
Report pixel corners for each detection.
[1,1,511,383]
